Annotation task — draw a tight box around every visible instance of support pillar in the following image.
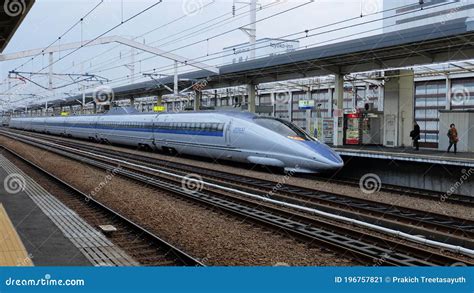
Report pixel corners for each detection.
[173,61,179,98]
[383,69,414,147]
[288,91,293,121]
[214,90,218,107]
[333,74,344,146]
[247,84,256,113]
[194,91,201,111]
[305,90,312,133]
[446,76,452,110]
[93,102,97,114]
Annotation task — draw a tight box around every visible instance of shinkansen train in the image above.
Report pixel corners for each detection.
[9,111,344,173]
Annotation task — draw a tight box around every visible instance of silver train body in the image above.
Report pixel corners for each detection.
[9,111,343,173]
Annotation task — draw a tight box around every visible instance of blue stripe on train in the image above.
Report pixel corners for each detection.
[44,124,224,137]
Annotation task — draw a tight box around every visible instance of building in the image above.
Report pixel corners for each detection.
[383,0,474,33]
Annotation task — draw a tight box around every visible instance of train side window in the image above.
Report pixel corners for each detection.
[218,124,224,131]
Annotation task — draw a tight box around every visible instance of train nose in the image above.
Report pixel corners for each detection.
[301,141,344,169]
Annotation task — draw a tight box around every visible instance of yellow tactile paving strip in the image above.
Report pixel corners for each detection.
[0,204,33,266]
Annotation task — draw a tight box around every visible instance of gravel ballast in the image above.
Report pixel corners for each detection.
[28,133,472,222]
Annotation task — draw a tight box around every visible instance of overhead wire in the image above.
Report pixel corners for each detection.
[10,0,460,107]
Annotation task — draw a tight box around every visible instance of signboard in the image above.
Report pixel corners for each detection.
[298,100,314,110]
[322,118,334,144]
[153,105,165,112]
[223,38,299,65]
[60,112,70,116]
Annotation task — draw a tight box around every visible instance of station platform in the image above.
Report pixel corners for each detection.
[0,204,33,266]
[332,145,474,197]
[334,145,474,168]
[0,154,138,266]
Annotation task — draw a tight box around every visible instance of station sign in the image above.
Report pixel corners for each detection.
[298,100,314,110]
[153,105,165,112]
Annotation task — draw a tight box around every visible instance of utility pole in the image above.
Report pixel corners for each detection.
[234,0,257,60]
[48,52,53,91]
[174,61,179,98]
[249,0,257,60]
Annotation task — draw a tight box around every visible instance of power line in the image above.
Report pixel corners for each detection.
[59,0,219,75]
[92,0,310,75]
[10,0,457,106]
[12,0,104,72]
[34,0,280,93]
[133,0,452,80]
[35,1,163,74]
[94,0,454,92]
[84,0,277,74]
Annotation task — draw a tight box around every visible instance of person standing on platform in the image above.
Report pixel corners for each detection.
[410,122,420,151]
[447,123,459,154]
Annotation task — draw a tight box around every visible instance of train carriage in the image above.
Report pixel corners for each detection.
[8,111,343,173]
[95,114,157,148]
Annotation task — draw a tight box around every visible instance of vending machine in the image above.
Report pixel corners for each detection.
[344,113,362,145]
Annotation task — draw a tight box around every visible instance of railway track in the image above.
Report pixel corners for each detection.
[318,174,474,207]
[1,129,473,266]
[3,129,473,248]
[0,145,204,267]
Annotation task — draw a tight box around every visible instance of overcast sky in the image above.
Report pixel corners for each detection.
[2,0,385,107]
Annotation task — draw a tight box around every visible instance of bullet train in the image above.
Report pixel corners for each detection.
[8,111,343,173]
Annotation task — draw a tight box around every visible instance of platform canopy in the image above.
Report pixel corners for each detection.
[0,0,34,53]
[17,17,474,111]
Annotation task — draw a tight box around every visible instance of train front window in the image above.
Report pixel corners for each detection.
[253,117,314,141]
